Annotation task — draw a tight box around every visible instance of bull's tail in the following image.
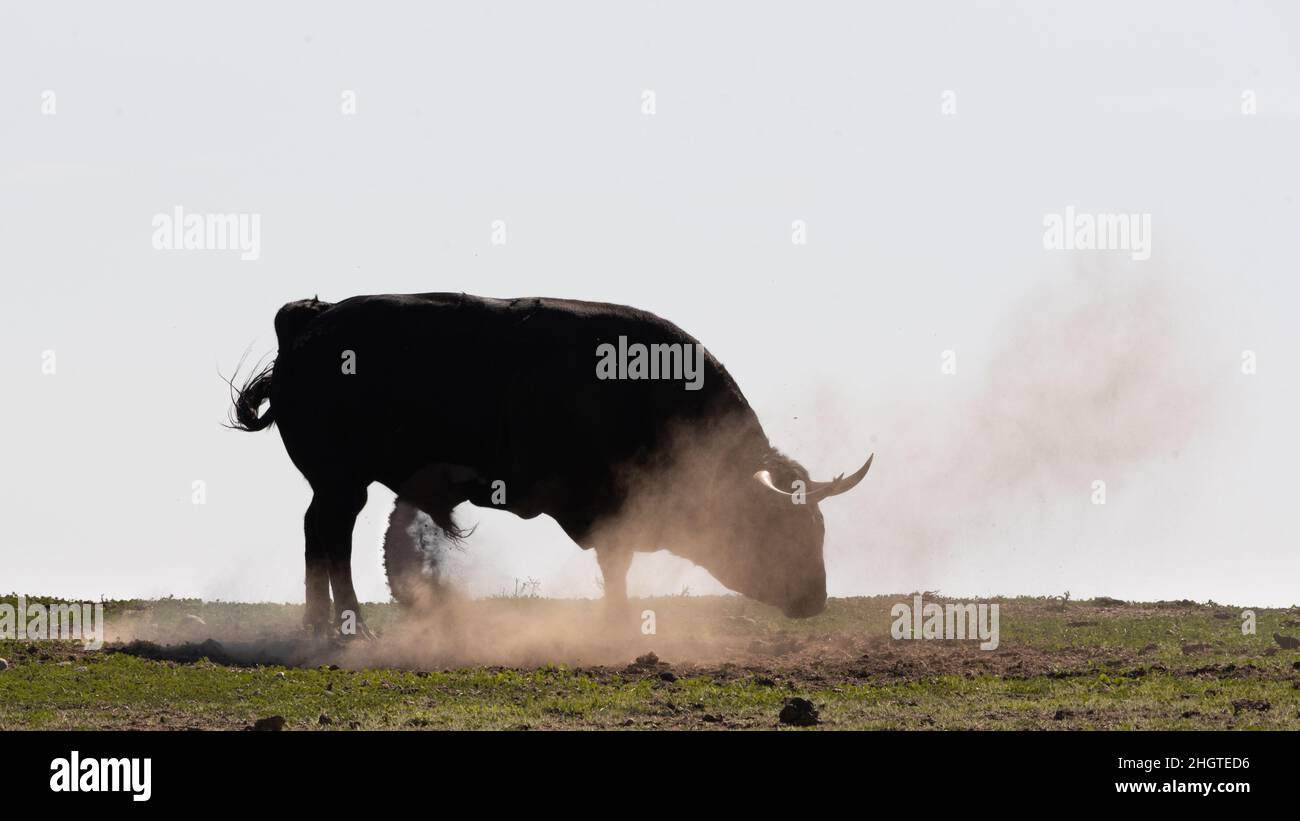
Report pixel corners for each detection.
[226,358,276,431]
[226,296,333,432]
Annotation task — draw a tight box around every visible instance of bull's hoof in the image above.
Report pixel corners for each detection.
[337,620,377,641]
[334,606,375,640]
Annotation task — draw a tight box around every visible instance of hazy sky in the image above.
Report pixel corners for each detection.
[2,2,1297,607]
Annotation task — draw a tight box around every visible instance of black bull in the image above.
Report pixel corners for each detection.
[230,293,871,632]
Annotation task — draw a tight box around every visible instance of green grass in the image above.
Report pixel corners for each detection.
[1,594,1297,730]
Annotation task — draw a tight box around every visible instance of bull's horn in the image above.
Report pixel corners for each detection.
[752,453,874,502]
[805,453,873,502]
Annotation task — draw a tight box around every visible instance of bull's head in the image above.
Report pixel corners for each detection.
[675,451,873,618]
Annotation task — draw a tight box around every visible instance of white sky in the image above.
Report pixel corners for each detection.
[1,2,1297,607]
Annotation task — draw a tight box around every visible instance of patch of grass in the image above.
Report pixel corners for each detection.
[1,594,1297,730]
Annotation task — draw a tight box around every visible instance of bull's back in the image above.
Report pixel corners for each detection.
[272,292,756,488]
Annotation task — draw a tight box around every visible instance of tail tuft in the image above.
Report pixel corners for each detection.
[224,358,276,431]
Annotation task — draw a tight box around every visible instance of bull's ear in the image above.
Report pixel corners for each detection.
[753,469,794,497]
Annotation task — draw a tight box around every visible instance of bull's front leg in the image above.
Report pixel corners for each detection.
[596,545,634,623]
[304,484,369,638]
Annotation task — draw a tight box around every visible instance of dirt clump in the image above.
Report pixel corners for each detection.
[779,697,820,726]
[1230,699,1269,715]
[248,715,287,731]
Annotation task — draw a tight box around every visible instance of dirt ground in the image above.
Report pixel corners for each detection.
[2,595,1298,730]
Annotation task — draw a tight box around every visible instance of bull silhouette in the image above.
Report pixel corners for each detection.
[230,293,871,635]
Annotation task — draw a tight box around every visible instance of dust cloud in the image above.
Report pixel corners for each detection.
[826,264,1218,595]
[104,596,782,670]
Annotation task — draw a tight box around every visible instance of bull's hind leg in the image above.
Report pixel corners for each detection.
[383,497,457,611]
[303,483,368,638]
